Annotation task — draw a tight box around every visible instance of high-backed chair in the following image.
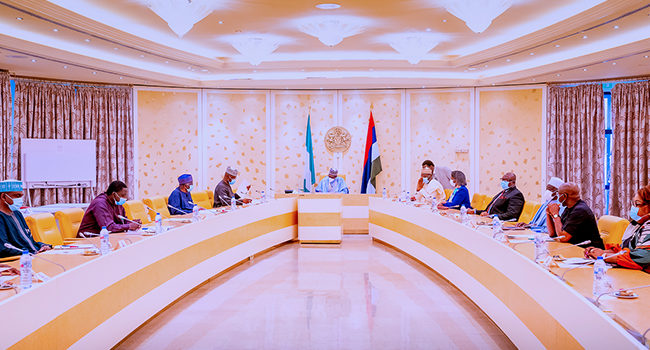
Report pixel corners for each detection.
[598,215,630,246]
[205,190,214,205]
[444,189,453,200]
[25,213,64,246]
[191,191,212,210]
[123,200,151,224]
[518,201,541,223]
[54,208,85,240]
[471,193,486,210]
[142,196,171,221]
[479,195,493,211]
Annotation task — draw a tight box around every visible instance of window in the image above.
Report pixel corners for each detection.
[603,87,613,214]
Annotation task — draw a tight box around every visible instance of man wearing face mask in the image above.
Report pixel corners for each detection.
[315,168,349,194]
[516,177,564,230]
[78,180,140,236]
[0,180,52,258]
[416,160,454,192]
[547,182,604,249]
[413,167,445,204]
[214,166,252,207]
[168,174,195,215]
[469,172,525,221]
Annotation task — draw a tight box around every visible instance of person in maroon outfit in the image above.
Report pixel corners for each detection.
[78,181,140,236]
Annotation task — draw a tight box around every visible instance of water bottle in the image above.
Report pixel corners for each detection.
[492,217,505,242]
[533,230,549,265]
[20,249,32,290]
[155,213,163,234]
[231,197,237,211]
[593,257,608,296]
[99,226,110,255]
[382,188,387,200]
[460,205,469,225]
[261,191,266,204]
[406,191,411,205]
[431,197,439,214]
[192,205,200,222]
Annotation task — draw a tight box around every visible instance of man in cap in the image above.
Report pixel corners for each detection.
[413,167,445,204]
[416,160,454,192]
[517,177,565,231]
[0,180,51,258]
[214,166,252,207]
[315,168,349,194]
[168,174,195,215]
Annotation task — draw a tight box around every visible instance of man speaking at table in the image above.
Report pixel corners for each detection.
[315,168,349,194]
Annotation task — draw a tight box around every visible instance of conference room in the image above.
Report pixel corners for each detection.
[1,0,650,349]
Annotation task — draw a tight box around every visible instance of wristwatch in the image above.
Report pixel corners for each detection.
[552,214,560,219]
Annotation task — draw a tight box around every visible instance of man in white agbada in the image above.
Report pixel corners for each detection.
[315,168,349,194]
[413,167,445,204]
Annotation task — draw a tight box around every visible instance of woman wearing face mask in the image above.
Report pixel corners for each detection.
[585,184,650,271]
[440,171,472,210]
[78,180,141,236]
[0,179,52,258]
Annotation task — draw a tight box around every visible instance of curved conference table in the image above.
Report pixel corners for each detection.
[1,196,648,349]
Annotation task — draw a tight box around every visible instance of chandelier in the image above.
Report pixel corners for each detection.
[445,0,513,33]
[231,38,279,66]
[147,0,214,38]
[298,20,364,47]
[390,36,439,65]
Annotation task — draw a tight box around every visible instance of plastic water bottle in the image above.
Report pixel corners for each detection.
[261,191,266,204]
[431,197,439,214]
[99,226,110,255]
[533,230,549,265]
[20,249,32,290]
[155,213,163,234]
[460,205,469,225]
[492,217,505,242]
[593,257,608,296]
[192,205,200,222]
[382,188,387,200]
[406,191,411,205]
[231,197,237,211]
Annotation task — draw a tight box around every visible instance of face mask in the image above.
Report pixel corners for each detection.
[229,179,236,186]
[115,195,127,206]
[500,180,509,190]
[187,185,194,192]
[630,206,643,222]
[543,190,553,202]
[329,177,336,183]
[422,177,430,185]
[451,180,456,187]
[558,194,567,207]
[4,196,23,211]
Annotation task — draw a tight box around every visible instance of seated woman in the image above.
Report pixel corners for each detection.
[584,184,650,271]
[440,170,472,210]
[78,181,141,236]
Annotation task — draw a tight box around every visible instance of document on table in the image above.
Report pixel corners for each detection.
[237,179,251,197]
[0,275,15,283]
[43,249,86,255]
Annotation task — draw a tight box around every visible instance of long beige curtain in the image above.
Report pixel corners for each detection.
[0,71,11,180]
[11,79,134,206]
[547,84,606,217]
[609,81,650,217]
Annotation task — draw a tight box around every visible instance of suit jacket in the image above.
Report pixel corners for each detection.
[477,187,525,221]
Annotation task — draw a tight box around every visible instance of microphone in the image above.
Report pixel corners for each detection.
[77,232,101,251]
[511,236,565,251]
[167,203,192,215]
[219,196,245,205]
[255,189,278,201]
[142,204,170,218]
[549,240,591,252]
[558,250,625,282]
[4,243,66,272]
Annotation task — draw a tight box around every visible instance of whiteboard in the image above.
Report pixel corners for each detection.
[21,139,96,186]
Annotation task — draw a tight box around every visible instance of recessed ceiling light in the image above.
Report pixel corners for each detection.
[614,26,619,29]
[165,61,169,63]
[92,72,97,74]
[114,48,119,50]
[119,77,123,79]
[63,66,67,68]
[645,56,649,58]
[583,68,587,71]
[85,39,90,42]
[443,19,447,22]
[557,74,561,76]
[426,28,431,32]
[555,45,560,48]
[369,69,373,71]
[141,55,145,57]
[530,53,534,55]
[201,69,208,72]
[533,79,536,81]
[583,36,587,39]
[16,17,22,20]
[484,65,488,67]
[506,59,510,62]
[612,62,617,65]
[301,69,305,71]
[253,70,257,72]
[315,3,341,9]
[219,21,223,24]
[53,29,58,32]
[334,69,338,71]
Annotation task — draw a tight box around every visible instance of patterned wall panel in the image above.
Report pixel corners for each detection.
[137,90,199,198]
[274,93,335,191]
[479,88,543,201]
[204,92,267,193]
[409,91,472,193]
[341,92,402,196]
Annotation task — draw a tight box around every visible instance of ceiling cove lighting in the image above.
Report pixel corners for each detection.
[389,36,439,65]
[445,0,512,33]
[147,0,214,38]
[298,20,364,46]
[231,38,279,66]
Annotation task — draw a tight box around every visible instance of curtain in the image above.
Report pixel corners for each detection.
[0,71,11,180]
[547,84,606,217]
[609,81,650,217]
[12,79,134,206]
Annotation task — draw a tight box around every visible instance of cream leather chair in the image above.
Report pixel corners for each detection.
[142,196,171,221]
[54,208,85,240]
[598,215,630,246]
[123,200,151,224]
[25,213,64,246]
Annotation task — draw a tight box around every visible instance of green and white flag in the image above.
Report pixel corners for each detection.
[302,115,316,192]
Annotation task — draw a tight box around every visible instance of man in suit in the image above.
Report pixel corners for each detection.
[468,172,525,221]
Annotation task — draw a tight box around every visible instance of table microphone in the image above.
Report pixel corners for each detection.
[255,190,278,201]
[511,236,565,251]
[4,243,66,272]
[219,196,245,205]
[167,203,192,215]
[549,240,590,252]
[78,232,102,250]
[558,250,625,282]
[142,204,170,218]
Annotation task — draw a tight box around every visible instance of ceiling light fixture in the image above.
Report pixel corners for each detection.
[315,3,341,10]
[231,37,279,66]
[53,29,58,32]
[612,62,616,65]
[583,35,587,39]
[63,66,68,68]
[31,59,36,62]
[146,0,214,38]
[389,36,439,65]
[530,52,534,55]
[93,72,97,74]
[120,77,123,79]
[218,21,223,24]
[614,26,619,29]
[506,59,510,62]
[85,39,90,42]
[557,74,560,76]
[444,0,512,33]
[16,17,23,20]
[555,45,560,47]
[298,19,364,46]
[583,68,587,71]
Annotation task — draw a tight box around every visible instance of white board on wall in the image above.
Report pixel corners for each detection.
[21,139,96,186]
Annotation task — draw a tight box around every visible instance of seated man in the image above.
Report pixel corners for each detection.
[468,172,525,221]
[585,184,650,266]
[168,174,195,215]
[416,160,454,191]
[412,167,445,204]
[517,177,564,231]
[214,166,252,207]
[315,168,349,194]
[0,180,52,257]
[79,181,140,236]
[547,183,604,249]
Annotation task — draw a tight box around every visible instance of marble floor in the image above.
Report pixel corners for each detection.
[116,235,516,350]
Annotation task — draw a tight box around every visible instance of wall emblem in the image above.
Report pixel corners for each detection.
[324,126,352,154]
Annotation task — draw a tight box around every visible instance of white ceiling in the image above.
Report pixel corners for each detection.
[0,0,649,89]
